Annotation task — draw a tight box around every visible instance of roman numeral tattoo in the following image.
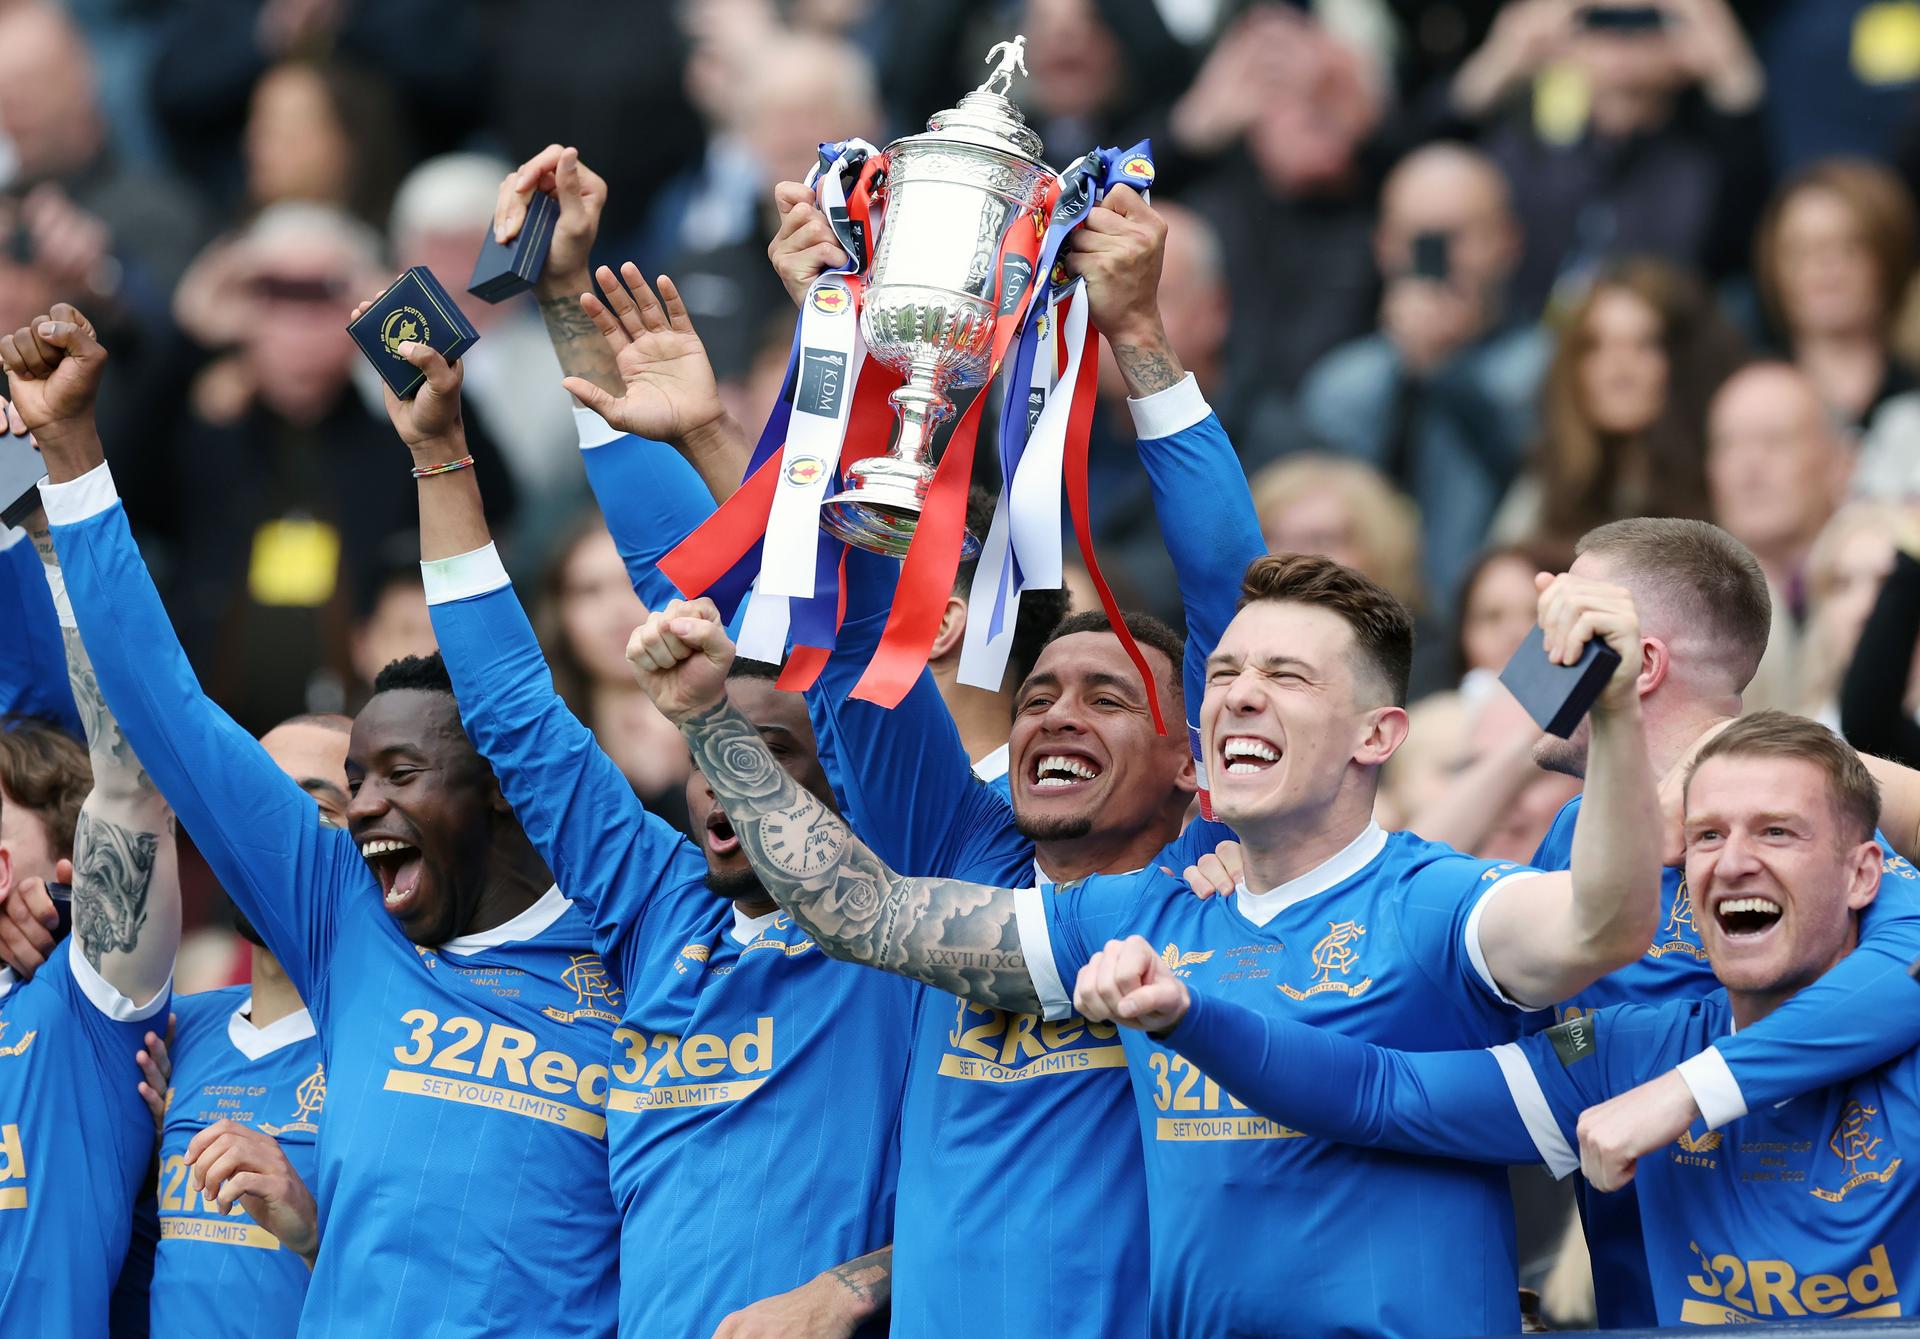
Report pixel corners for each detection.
[679,700,1042,1013]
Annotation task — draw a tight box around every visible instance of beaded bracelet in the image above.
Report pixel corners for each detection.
[411,455,475,479]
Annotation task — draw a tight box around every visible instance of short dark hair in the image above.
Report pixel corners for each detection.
[371,653,455,697]
[1039,609,1186,709]
[729,658,782,682]
[0,717,91,860]
[1236,554,1414,706]
[1575,518,1771,692]
[1687,711,1879,844]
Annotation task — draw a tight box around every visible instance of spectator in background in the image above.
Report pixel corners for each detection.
[155,203,516,734]
[1706,361,1855,711]
[1249,451,1449,695]
[1300,142,1547,619]
[1751,159,1920,491]
[149,0,486,216]
[243,58,406,228]
[347,547,436,710]
[390,153,580,534]
[535,512,693,834]
[1176,6,1386,396]
[655,26,882,381]
[1495,256,1747,543]
[1752,0,1920,173]
[1452,539,1574,690]
[1840,523,1920,768]
[1450,0,1768,315]
[1021,0,1130,164]
[1799,500,1920,726]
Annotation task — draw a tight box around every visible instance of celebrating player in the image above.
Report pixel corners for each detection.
[0,456,177,1330]
[500,144,1265,1337]
[359,296,908,1337]
[627,548,1663,1337]
[1083,711,1918,1326]
[4,306,624,1338]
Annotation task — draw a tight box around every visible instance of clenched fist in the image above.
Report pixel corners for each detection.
[627,598,734,725]
[1073,934,1191,1033]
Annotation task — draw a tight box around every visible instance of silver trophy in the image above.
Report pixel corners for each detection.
[818,36,1057,558]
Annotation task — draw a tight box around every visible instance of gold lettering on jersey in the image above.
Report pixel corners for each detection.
[1812,1101,1902,1202]
[606,1017,775,1112]
[1646,878,1708,961]
[0,1022,35,1059]
[0,1123,24,1209]
[1145,1052,1301,1141]
[1278,920,1373,1000]
[159,1217,282,1250]
[385,1008,608,1137]
[937,1001,1123,1083]
[1159,944,1214,978]
[1670,1128,1722,1170]
[543,953,623,1025]
[259,1062,326,1137]
[1682,1241,1900,1321]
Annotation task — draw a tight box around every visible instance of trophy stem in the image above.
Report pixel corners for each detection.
[818,362,981,559]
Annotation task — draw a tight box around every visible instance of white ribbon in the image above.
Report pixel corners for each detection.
[956,283,1093,690]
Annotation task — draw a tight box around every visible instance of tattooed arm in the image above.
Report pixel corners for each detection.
[27,515,179,1004]
[714,1246,892,1337]
[630,600,1045,1014]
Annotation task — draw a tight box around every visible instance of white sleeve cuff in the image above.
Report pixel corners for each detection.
[1013,885,1072,1021]
[1126,372,1209,440]
[1465,870,1549,1010]
[421,543,511,604]
[41,559,73,628]
[38,461,118,524]
[69,946,170,1023]
[1677,1045,1748,1130]
[1490,1042,1579,1177]
[574,404,623,450]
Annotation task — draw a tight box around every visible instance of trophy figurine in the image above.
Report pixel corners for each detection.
[817,35,1057,558]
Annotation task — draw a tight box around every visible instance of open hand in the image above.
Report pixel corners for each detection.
[627,598,734,725]
[561,263,726,444]
[1073,934,1191,1032]
[185,1119,321,1265]
[137,1013,177,1135]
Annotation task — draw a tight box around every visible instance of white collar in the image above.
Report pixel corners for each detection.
[731,905,781,945]
[972,742,1010,783]
[1235,822,1389,927]
[228,1004,317,1060]
[439,884,570,956]
[0,966,14,1003]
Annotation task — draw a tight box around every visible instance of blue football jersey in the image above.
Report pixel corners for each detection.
[150,987,324,1339]
[1028,823,1538,1338]
[427,568,916,1337]
[0,941,169,1337]
[49,482,622,1338]
[1512,994,1920,1322]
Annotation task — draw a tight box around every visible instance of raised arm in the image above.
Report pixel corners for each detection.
[346,309,708,941]
[26,510,178,1005]
[0,508,79,735]
[1068,185,1266,713]
[501,146,752,502]
[3,305,355,997]
[631,598,1045,1014]
[1473,574,1661,1008]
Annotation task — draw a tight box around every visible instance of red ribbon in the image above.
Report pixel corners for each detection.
[1060,296,1165,733]
[849,205,1050,708]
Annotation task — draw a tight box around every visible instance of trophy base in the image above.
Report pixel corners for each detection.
[819,462,983,560]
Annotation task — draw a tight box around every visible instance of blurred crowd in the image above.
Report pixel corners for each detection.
[11,0,1920,1059]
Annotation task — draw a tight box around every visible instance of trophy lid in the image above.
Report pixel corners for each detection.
[902,35,1046,164]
